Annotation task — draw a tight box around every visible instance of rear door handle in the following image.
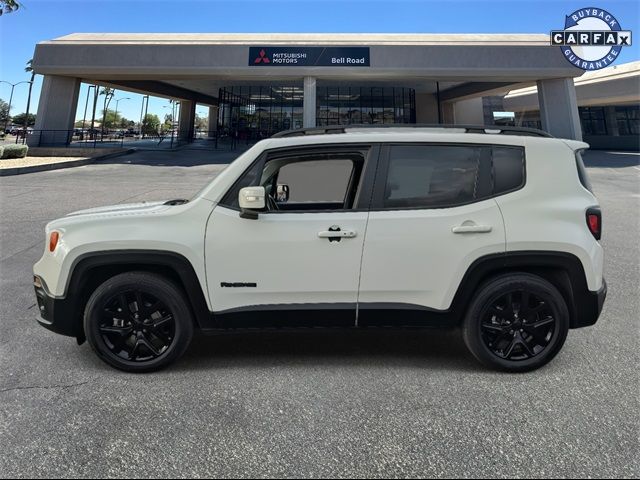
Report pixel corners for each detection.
[452,225,493,234]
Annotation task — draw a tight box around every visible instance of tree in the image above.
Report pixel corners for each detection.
[163,113,173,132]
[0,0,20,16]
[195,113,208,131]
[99,87,115,134]
[101,108,123,130]
[11,112,36,127]
[24,59,36,131]
[0,99,9,125]
[141,113,160,135]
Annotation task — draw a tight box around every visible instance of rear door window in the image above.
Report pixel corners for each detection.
[381,145,484,209]
[374,143,525,210]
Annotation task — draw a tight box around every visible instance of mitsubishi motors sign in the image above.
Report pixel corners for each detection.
[249,46,370,66]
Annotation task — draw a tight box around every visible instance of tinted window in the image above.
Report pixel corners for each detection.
[277,159,353,203]
[492,146,525,194]
[220,152,365,211]
[384,145,481,208]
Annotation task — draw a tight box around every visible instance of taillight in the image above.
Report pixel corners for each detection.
[586,208,602,240]
[49,231,60,252]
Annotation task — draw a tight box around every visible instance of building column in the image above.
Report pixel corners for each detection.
[28,75,81,146]
[178,100,196,142]
[303,77,316,128]
[208,105,218,137]
[415,93,439,124]
[441,102,455,124]
[537,78,582,140]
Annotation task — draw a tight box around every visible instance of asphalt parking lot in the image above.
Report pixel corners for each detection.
[0,148,638,478]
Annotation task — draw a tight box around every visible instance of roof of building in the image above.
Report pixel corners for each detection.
[505,61,640,98]
[45,32,552,46]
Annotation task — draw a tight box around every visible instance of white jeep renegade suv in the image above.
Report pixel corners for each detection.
[33,125,606,373]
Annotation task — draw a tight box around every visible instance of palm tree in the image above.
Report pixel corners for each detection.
[0,0,21,16]
[23,59,35,135]
[99,87,115,137]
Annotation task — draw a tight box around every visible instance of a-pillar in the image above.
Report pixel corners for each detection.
[178,100,196,142]
[29,75,81,146]
[303,77,316,128]
[537,78,582,140]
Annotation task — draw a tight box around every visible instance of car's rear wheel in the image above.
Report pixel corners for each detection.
[84,272,194,373]
[462,273,569,372]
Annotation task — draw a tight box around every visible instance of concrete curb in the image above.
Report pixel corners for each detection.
[0,149,137,176]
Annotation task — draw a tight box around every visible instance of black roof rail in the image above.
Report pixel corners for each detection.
[271,126,347,138]
[271,124,554,138]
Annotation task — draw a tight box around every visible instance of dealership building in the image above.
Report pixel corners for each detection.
[28,33,639,148]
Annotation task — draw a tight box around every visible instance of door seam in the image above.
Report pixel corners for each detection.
[354,210,370,328]
[354,144,383,327]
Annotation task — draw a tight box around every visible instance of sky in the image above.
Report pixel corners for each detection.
[1,0,638,124]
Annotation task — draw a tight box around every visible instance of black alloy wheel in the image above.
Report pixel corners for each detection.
[99,289,176,362]
[462,273,569,372]
[480,290,556,361]
[84,272,194,372]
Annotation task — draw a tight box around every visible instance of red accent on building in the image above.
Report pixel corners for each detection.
[255,49,270,64]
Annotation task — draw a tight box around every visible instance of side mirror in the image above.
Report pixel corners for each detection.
[276,184,290,203]
[238,186,265,219]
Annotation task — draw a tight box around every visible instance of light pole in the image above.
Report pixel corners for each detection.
[140,95,149,138]
[173,101,179,147]
[1,80,32,133]
[113,97,130,131]
[113,97,130,146]
[197,110,207,138]
[163,101,177,147]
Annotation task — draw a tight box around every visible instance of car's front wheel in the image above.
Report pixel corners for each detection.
[84,272,194,373]
[462,273,570,372]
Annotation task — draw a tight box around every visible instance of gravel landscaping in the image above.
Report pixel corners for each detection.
[0,155,90,169]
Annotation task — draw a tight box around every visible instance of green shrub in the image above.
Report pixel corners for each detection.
[1,144,28,159]
[0,146,4,159]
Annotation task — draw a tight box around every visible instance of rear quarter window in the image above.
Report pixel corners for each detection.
[492,146,525,195]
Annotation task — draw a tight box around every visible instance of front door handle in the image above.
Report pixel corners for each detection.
[452,224,493,234]
[318,230,357,238]
[318,225,357,242]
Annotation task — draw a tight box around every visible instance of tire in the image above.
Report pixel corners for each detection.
[84,271,194,373]
[462,273,569,372]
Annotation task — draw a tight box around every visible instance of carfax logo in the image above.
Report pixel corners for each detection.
[551,7,632,70]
